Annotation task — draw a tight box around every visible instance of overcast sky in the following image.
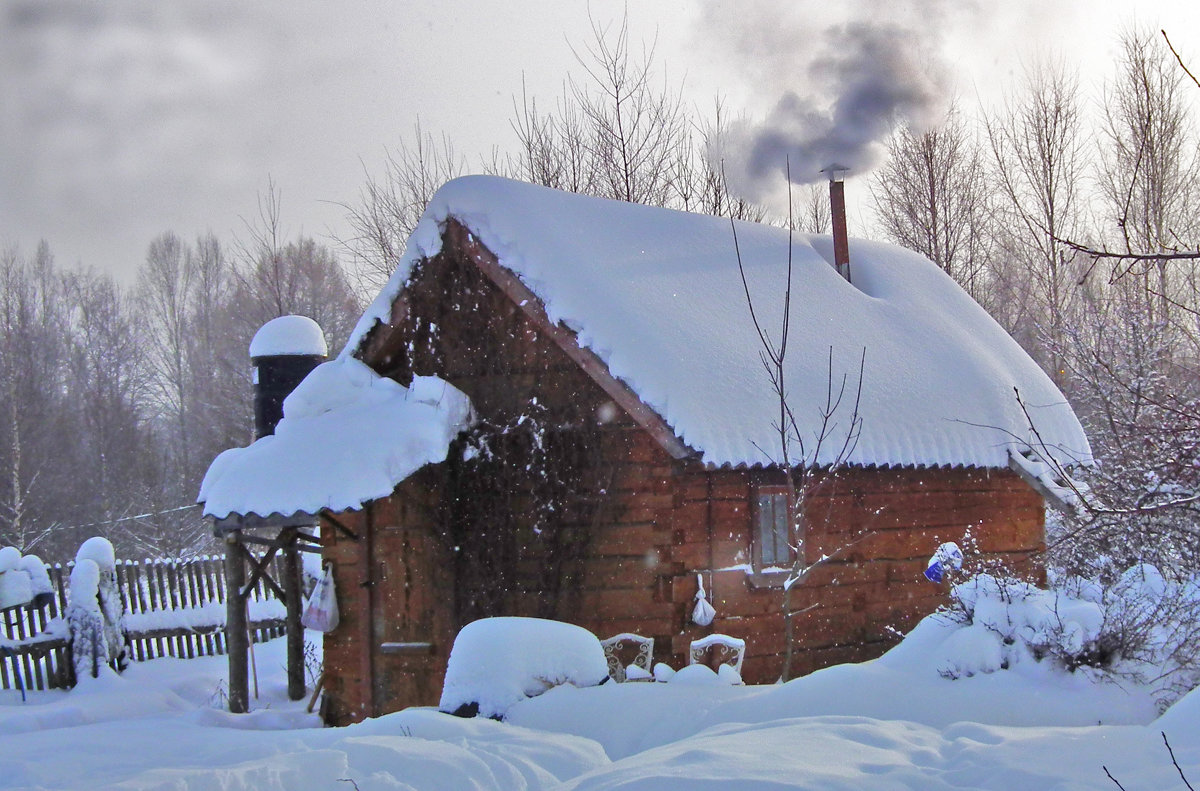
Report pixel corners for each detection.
[3,0,1198,283]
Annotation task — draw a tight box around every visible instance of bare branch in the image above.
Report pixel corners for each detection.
[1162,30,1200,90]
[1164,731,1197,791]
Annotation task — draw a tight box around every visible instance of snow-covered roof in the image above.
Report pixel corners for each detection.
[249,315,328,358]
[350,175,1090,470]
[199,358,472,519]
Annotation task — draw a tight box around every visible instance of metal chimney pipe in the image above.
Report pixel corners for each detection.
[248,315,328,439]
[822,165,851,282]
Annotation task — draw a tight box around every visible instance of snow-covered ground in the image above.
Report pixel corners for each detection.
[2,621,1199,791]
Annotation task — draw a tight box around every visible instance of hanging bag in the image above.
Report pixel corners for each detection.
[302,562,340,632]
[691,573,716,627]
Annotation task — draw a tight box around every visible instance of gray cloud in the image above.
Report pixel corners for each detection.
[709,5,952,198]
[2,3,259,254]
[0,1,354,274]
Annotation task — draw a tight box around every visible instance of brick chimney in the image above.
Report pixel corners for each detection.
[822,165,851,282]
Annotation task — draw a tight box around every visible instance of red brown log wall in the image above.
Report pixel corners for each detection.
[321,230,1047,725]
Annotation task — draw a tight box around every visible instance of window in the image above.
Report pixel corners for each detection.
[755,487,792,568]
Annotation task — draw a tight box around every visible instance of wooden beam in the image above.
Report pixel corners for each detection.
[281,528,306,701]
[1007,452,1076,516]
[224,532,249,714]
[238,534,284,548]
[379,641,434,656]
[360,293,413,374]
[320,512,360,541]
[212,511,319,534]
[235,541,287,602]
[362,502,378,718]
[237,533,321,554]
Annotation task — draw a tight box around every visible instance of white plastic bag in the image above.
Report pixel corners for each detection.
[302,562,340,632]
[691,573,716,626]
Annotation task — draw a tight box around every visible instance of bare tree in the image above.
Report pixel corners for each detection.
[792,184,832,235]
[344,9,723,284]
[0,244,149,558]
[340,123,466,294]
[686,98,769,222]
[0,244,65,552]
[509,78,596,196]
[187,232,246,452]
[505,8,697,212]
[870,103,995,300]
[1030,31,1200,582]
[731,171,865,680]
[1040,282,1200,577]
[1096,27,1200,330]
[231,236,361,352]
[986,58,1090,384]
[63,268,153,542]
[568,13,688,206]
[139,232,194,477]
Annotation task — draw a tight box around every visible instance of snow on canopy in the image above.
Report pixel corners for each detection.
[249,315,328,358]
[350,175,1090,470]
[199,357,473,519]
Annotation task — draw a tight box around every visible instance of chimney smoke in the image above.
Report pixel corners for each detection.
[708,9,951,202]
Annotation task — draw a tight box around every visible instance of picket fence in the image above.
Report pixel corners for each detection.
[0,556,287,692]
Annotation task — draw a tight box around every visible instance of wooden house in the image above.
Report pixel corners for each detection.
[199,176,1090,726]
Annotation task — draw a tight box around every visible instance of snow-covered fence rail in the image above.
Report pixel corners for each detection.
[1,556,287,692]
[0,601,67,692]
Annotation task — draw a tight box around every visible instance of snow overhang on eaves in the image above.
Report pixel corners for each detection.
[344,175,1092,473]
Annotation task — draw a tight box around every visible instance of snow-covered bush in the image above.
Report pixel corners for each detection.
[937,565,1200,707]
[0,546,34,609]
[18,553,54,606]
[939,573,1105,678]
[1098,564,1200,702]
[0,546,55,610]
[75,537,127,671]
[439,617,609,720]
[67,559,109,682]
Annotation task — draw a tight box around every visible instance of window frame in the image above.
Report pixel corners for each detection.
[752,485,795,576]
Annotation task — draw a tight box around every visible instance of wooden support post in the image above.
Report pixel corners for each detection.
[282,527,306,701]
[224,532,249,713]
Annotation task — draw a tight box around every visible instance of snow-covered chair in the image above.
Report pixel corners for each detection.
[601,633,654,682]
[689,634,745,677]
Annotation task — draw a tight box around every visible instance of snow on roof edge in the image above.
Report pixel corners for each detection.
[342,175,1091,472]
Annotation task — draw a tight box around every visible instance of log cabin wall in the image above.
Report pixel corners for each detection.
[671,465,1045,684]
[323,237,1048,723]
[321,467,453,727]
[396,238,684,635]
[325,242,690,725]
